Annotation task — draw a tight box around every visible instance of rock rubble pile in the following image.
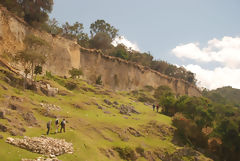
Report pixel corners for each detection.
[40,103,61,111]
[6,136,73,156]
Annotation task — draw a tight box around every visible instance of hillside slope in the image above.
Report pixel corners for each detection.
[0,66,211,161]
[203,86,240,107]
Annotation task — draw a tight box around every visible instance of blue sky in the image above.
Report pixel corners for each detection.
[50,0,240,89]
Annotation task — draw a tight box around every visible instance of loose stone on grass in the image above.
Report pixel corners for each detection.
[6,136,73,156]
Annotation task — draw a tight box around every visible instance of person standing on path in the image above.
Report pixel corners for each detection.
[55,118,59,133]
[47,120,52,135]
[60,118,66,133]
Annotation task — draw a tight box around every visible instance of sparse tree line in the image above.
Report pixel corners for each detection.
[155,86,240,161]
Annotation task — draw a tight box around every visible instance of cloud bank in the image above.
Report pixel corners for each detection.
[112,36,140,52]
[172,36,240,90]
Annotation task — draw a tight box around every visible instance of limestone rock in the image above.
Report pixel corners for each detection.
[0,123,7,132]
[119,104,140,116]
[6,136,74,156]
[0,109,5,119]
[104,99,112,105]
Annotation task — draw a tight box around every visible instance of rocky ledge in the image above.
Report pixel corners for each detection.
[6,136,73,156]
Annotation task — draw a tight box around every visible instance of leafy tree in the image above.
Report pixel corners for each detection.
[90,19,118,40]
[90,32,112,50]
[61,22,90,47]
[45,18,63,35]
[96,75,103,85]
[21,0,54,25]
[15,34,49,88]
[154,85,172,100]
[34,65,42,80]
[110,44,129,60]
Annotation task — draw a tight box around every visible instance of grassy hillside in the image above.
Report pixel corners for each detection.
[0,66,211,161]
[203,86,240,107]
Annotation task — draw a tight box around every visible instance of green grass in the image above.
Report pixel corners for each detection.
[0,71,208,161]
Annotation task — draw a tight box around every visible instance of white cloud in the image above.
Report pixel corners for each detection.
[172,36,240,68]
[172,36,240,90]
[184,64,240,90]
[112,36,140,52]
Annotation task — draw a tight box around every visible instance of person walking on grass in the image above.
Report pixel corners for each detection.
[55,118,59,133]
[60,118,66,133]
[152,104,155,111]
[156,104,160,113]
[46,120,52,135]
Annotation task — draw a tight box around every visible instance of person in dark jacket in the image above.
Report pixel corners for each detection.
[152,104,155,111]
[60,119,66,133]
[46,120,52,135]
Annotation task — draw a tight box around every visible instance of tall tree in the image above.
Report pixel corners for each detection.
[90,19,118,40]
[20,0,54,24]
[15,34,50,88]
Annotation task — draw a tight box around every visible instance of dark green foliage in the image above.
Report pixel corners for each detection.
[110,44,129,60]
[113,147,137,161]
[129,52,153,67]
[96,75,102,85]
[0,0,53,25]
[90,19,118,40]
[45,18,63,35]
[90,32,112,50]
[203,86,240,108]
[65,81,77,90]
[163,93,240,161]
[68,68,83,79]
[34,65,42,75]
[154,85,172,100]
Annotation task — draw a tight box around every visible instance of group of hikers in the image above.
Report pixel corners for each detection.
[46,118,66,135]
[152,104,160,112]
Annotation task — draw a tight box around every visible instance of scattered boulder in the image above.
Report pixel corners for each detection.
[0,123,7,132]
[104,111,112,114]
[40,103,61,111]
[119,104,140,116]
[104,99,112,105]
[8,103,19,110]
[113,146,137,161]
[6,136,74,156]
[42,84,58,97]
[21,112,38,126]
[0,84,8,90]
[127,127,143,137]
[9,128,23,136]
[22,156,60,161]
[99,148,115,158]
[113,101,119,105]
[98,106,105,110]
[10,95,24,102]
[0,109,5,119]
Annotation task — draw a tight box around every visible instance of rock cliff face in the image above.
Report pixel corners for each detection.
[0,5,201,96]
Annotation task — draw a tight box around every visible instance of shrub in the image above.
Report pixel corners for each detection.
[68,68,83,79]
[65,81,77,90]
[96,75,102,85]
